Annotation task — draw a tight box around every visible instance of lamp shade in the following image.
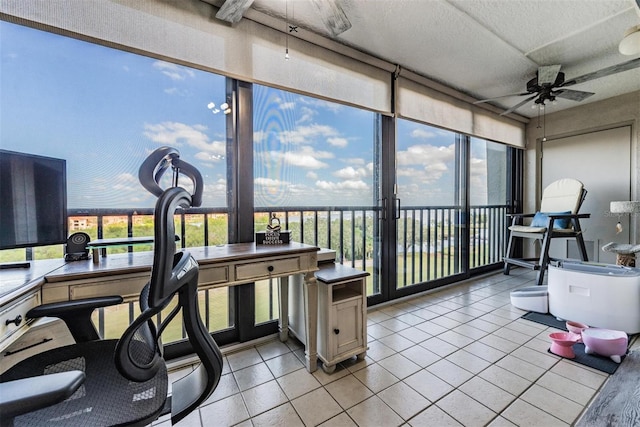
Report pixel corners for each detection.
[610,201,640,214]
[619,25,640,56]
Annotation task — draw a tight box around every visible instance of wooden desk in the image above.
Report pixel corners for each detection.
[0,242,320,372]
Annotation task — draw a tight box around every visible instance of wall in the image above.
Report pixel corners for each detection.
[523,90,640,251]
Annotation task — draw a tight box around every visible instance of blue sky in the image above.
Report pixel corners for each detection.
[1,21,495,210]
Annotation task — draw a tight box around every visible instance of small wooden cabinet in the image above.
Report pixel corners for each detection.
[314,263,369,373]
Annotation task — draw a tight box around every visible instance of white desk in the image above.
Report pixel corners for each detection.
[0,242,320,372]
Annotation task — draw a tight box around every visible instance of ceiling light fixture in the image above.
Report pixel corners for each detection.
[619,25,640,55]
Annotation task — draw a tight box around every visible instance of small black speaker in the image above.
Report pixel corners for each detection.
[65,232,91,261]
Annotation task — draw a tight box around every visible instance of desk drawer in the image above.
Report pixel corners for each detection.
[199,265,229,286]
[235,257,301,281]
[0,293,40,344]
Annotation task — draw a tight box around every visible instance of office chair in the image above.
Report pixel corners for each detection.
[504,178,590,286]
[0,147,223,426]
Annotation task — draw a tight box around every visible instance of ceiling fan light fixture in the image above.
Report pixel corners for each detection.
[619,25,640,55]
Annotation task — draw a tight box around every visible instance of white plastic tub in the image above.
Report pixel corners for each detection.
[548,260,640,334]
[510,286,548,313]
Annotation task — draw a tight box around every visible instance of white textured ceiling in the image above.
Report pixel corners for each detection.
[209,0,640,118]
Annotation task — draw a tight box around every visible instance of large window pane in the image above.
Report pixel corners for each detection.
[469,137,508,268]
[396,120,463,287]
[252,84,381,314]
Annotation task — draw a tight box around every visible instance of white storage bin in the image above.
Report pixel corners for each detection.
[510,286,548,313]
[548,260,640,334]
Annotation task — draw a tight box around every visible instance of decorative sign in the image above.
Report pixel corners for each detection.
[256,213,290,244]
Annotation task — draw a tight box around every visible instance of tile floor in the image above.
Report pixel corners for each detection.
[154,268,639,426]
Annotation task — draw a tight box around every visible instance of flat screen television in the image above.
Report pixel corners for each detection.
[0,149,68,251]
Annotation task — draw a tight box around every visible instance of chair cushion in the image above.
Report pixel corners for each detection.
[530,211,572,229]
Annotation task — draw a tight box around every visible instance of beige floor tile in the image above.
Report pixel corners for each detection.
[365,339,397,361]
[479,333,520,353]
[377,353,421,379]
[535,371,598,405]
[427,304,454,316]
[368,323,394,339]
[312,363,351,385]
[250,402,304,427]
[346,395,404,427]
[400,345,440,368]
[501,399,568,427]
[367,310,392,323]
[404,371,453,403]
[170,409,202,427]
[511,345,559,370]
[494,354,546,382]
[352,363,399,393]
[504,319,547,336]
[255,340,291,360]
[408,405,463,426]
[437,389,496,426]
[397,326,431,343]
[199,394,250,426]
[446,349,492,374]
[341,355,373,373]
[463,340,507,363]
[431,315,461,330]
[480,313,513,327]
[291,387,343,427]
[549,360,607,389]
[438,330,476,347]
[226,348,263,371]
[325,374,374,409]
[466,318,502,333]
[377,381,431,420]
[479,365,532,396]
[426,359,474,387]
[233,362,274,391]
[520,384,585,424]
[318,412,357,427]
[242,380,288,417]
[486,415,518,427]
[378,333,416,352]
[414,320,447,335]
[411,308,439,321]
[201,373,239,405]
[459,376,516,413]
[452,323,488,340]
[493,326,531,345]
[276,366,321,399]
[443,310,475,324]
[395,312,427,326]
[419,337,458,357]
[265,352,304,378]
[378,318,411,332]
[523,335,555,353]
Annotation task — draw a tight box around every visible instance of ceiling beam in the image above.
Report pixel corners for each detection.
[215,0,255,24]
[311,0,352,36]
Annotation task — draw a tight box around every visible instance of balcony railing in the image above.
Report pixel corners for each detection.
[5,204,507,341]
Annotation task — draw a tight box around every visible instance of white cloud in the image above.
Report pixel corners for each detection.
[298,97,342,113]
[279,101,296,110]
[255,177,289,187]
[334,166,367,180]
[152,61,195,81]
[410,128,438,139]
[254,130,268,143]
[396,144,455,184]
[327,137,348,147]
[282,151,329,169]
[306,171,318,180]
[143,122,225,156]
[296,106,317,124]
[315,179,368,190]
[280,123,339,144]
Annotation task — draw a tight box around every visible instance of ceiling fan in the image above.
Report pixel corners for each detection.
[475,57,640,116]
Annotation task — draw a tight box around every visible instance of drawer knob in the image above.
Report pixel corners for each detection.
[5,315,22,327]
[333,328,340,335]
[267,265,274,272]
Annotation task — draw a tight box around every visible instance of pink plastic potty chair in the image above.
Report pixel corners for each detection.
[581,328,628,363]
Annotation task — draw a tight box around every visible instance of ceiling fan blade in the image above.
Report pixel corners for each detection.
[554,89,595,102]
[473,92,532,104]
[215,0,255,24]
[538,65,562,85]
[562,57,640,87]
[499,94,538,116]
[311,0,352,36]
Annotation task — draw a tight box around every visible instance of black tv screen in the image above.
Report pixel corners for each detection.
[0,150,68,250]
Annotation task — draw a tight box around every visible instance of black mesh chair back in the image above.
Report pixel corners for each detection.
[0,147,223,426]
